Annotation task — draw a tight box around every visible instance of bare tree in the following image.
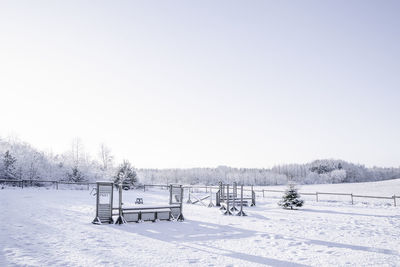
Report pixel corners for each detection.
[71,138,83,167]
[99,143,114,171]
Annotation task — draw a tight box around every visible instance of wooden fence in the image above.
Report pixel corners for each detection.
[0,179,97,190]
[145,184,399,207]
[2,180,398,207]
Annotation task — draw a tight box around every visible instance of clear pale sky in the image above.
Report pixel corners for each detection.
[1,1,399,168]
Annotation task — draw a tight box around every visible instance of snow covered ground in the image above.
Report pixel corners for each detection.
[0,179,399,266]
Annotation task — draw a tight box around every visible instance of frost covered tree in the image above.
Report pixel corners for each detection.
[99,143,114,171]
[67,166,85,182]
[70,138,84,167]
[1,135,400,185]
[2,150,17,180]
[279,183,304,210]
[114,160,137,188]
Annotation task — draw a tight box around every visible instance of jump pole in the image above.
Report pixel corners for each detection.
[176,185,185,221]
[187,188,192,204]
[219,183,227,211]
[179,185,184,220]
[251,185,256,206]
[208,188,214,207]
[222,183,225,202]
[237,184,247,216]
[230,182,238,212]
[224,184,232,215]
[115,183,127,224]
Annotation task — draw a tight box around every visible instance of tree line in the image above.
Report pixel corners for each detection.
[0,137,137,186]
[1,136,399,186]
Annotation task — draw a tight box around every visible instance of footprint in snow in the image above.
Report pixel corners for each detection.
[188,258,199,264]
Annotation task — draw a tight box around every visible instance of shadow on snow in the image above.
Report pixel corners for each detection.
[108,218,399,266]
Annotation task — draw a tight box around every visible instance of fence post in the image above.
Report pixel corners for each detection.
[316,192,319,202]
[144,185,146,192]
[56,181,59,190]
[393,195,396,207]
[351,193,354,205]
[262,189,265,198]
[21,180,24,189]
[187,189,192,204]
[87,183,89,190]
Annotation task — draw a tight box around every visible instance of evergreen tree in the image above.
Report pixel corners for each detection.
[114,160,137,189]
[278,183,304,209]
[67,166,85,182]
[3,150,17,180]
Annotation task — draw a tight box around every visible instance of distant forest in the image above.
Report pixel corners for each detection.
[1,136,399,186]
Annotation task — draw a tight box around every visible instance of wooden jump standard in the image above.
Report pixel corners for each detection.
[217,183,248,216]
[216,181,256,208]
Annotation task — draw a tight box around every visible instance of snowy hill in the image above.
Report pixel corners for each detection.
[262,178,400,195]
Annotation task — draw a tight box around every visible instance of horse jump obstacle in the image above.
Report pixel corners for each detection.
[216,182,256,208]
[217,183,248,216]
[92,181,184,224]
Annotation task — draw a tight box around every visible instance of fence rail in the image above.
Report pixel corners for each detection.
[144,184,398,207]
[0,179,97,190]
[176,185,399,207]
[1,180,398,207]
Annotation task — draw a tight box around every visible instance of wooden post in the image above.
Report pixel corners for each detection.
[119,183,123,216]
[222,184,225,202]
[87,183,89,190]
[178,185,184,221]
[56,181,59,190]
[187,189,192,204]
[169,184,173,204]
[351,193,354,205]
[231,182,238,212]
[224,184,232,215]
[115,183,126,224]
[316,192,319,202]
[237,184,246,216]
[393,195,396,207]
[226,184,229,212]
[143,185,146,192]
[262,189,264,198]
[250,185,256,206]
[208,188,214,207]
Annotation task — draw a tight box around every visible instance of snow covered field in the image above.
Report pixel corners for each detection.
[0,180,399,266]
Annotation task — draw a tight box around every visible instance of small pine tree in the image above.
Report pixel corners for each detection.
[67,166,85,182]
[114,160,137,189]
[3,151,17,180]
[279,183,304,210]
